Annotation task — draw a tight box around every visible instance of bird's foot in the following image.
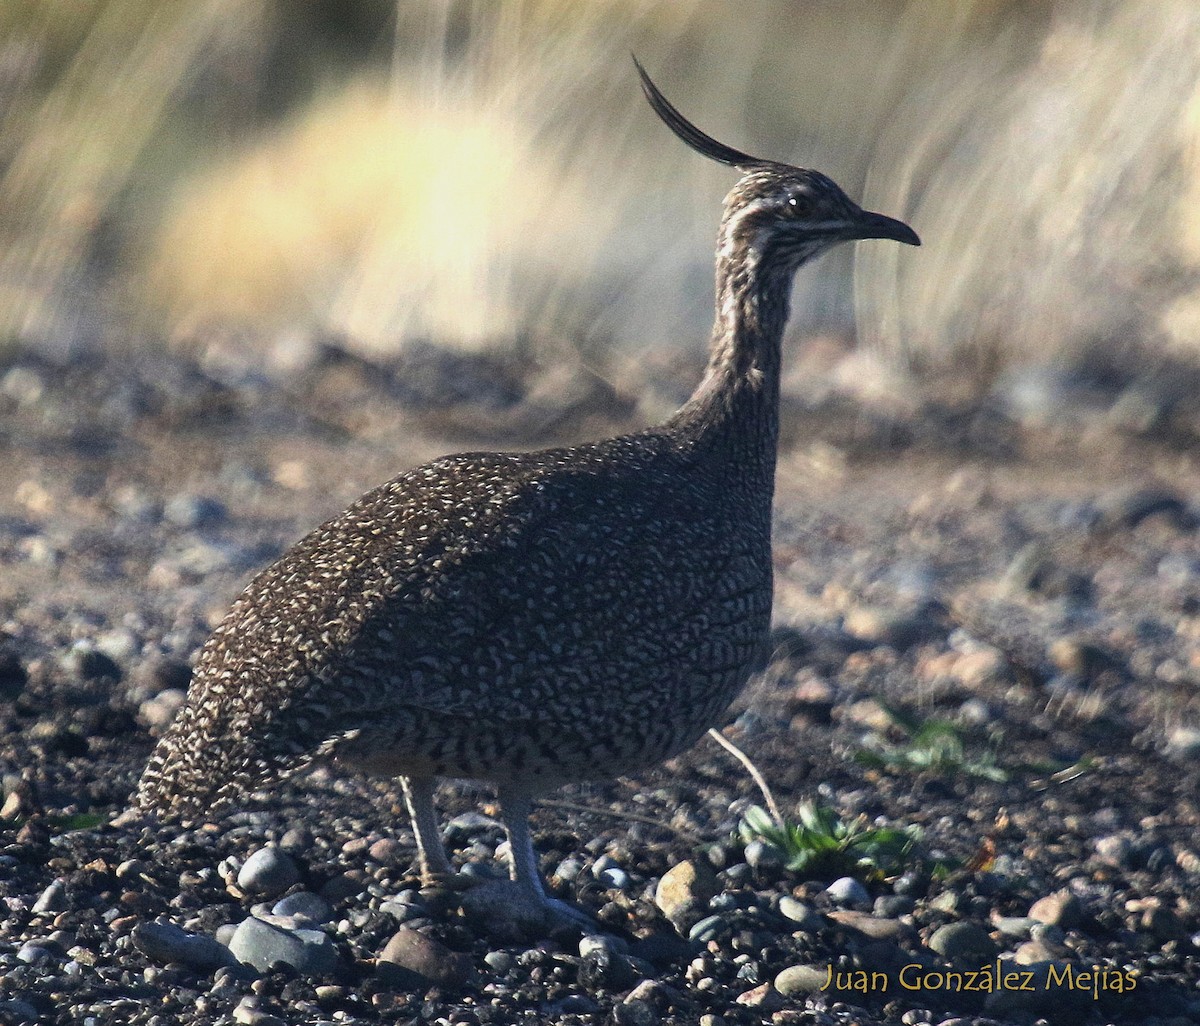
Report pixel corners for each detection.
[457,878,597,942]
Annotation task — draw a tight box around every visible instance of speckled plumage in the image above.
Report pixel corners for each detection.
[133,65,917,914]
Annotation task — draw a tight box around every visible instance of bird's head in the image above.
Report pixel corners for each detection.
[635,58,919,274]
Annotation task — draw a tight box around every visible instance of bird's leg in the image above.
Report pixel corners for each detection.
[400,775,452,881]
[496,785,594,929]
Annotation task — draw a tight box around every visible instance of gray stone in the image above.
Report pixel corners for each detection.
[579,933,628,958]
[0,999,39,1022]
[227,916,338,974]
[597,866,631,889]
[1094,834,1134,869]
[1028,891,1083,929]
[443,811,502,843]
[874,894,914,917]
[237,846,300,897]
[992,915,1036,939]
[16,942,54,965]
[165,493,228,529]
[378,927,472,987]
[271,891,332,924]
[774,963,831,997]
[612,999,658,1026]
[827,909,906,940]
[743,839,786,872]
[928,921,998,961]
[554,857,584,883]
[777,896,823,933]
[484,950,513,973]
[687,914,730,944]
[132,921,234,971]
[32,879,67,914]
[825,876,870,908]
[1166,726,1200,758]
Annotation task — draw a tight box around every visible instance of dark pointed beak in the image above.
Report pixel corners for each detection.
[848,210,921,246]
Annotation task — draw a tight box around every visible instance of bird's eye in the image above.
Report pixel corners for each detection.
[787,194,812,216]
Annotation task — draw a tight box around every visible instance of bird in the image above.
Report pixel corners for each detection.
[131,59,919,929]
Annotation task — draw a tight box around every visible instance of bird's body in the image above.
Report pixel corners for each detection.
[133,62,917,926]
[139,424,774,809]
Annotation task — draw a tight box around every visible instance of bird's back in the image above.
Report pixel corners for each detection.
[135,424,774,817]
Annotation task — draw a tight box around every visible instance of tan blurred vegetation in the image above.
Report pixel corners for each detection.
[1,0,1198,398]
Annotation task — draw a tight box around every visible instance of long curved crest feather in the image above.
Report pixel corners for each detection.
[633,56,763,170]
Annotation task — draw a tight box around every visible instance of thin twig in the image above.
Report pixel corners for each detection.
[707,727,785,828]
[532,797,705,844]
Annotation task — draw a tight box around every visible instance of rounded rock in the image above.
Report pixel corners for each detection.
[132,921,234,971]
[774,963,831,997]
[825,876,870,908]
[655,859,719,928]
[378,927,473,987]
[271,891,333,924]
[928,921,998,961]
[237,846,300,897]
[1028,891,1083,929]
[226,916,338,975]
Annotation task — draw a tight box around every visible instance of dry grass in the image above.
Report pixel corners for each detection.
[3,0,1200,398]
[857,1,1200,389]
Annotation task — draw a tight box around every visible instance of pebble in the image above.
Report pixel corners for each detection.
[131,921,234,971]
[279,826,314,854]
[138,689,188,732]
[484,949,513,973]
[164,493,228,529]
[1028,890,1083,929]
[874,894,915,917]
[992,915,1036,939]
[0,999,38,1022]
[377,926,472,987]
[687,914,730,944]
[226,916,338,974]
[443,811,502,842]
[62,643,123,682]
[237,846,300,897]
[578,946,637,992]
[825,876,870,908]
[654,860,718,929]
[271,891,333,924]
[827,909,905,940]
[743,839,786,872]
[734,982,784,1011]
[843,604,925,648]
[367,837,402,864]
[1166,725,1200,758]
[1013,938,1060,963]
[17,942,55,965]
[777,896,823,932]
[612,999,658,1026]
[774,963,830,996]
[928,921,997,960]
[32,879,67,914]
[554,856,584,883]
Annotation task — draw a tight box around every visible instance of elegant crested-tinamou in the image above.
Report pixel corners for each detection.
[133,60,919,929]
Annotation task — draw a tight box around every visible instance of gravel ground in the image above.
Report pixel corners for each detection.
[0,343,1198,1026]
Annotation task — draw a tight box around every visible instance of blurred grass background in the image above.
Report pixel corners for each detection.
[2,0,1199,416]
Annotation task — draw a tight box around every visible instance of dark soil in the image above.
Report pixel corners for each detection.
[1,343,1198,1025]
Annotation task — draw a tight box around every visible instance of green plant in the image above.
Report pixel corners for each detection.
[738,801,920,880]
[853,700,1091,783]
